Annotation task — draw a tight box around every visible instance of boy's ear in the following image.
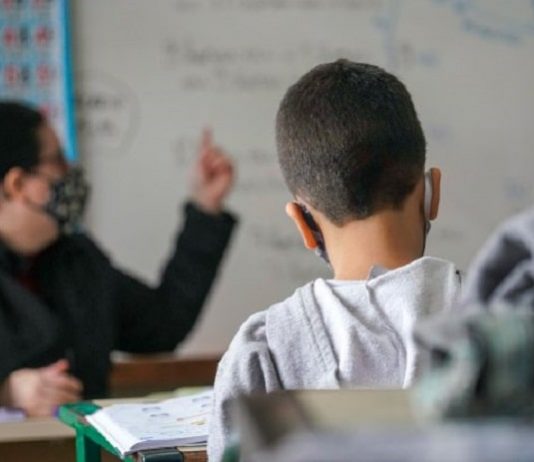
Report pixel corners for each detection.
[285,202,318,250]
[2,167,26,200]
[429,167,441,221]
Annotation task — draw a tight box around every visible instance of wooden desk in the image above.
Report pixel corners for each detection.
[0,416,73,443]
[0,415,73,462]
[109,355,220,397]
[0,413,133,462]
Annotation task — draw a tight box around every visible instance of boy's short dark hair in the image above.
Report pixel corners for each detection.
[276,60,426,225]
[0,101,44,181]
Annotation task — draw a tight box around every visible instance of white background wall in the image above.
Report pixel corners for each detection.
[70,0,534,355]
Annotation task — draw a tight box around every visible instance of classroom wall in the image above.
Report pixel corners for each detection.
[70,0,534,355]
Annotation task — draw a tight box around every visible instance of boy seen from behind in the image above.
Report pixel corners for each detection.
[208,60,462,461]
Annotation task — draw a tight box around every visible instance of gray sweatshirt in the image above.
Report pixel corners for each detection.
[461,206,534,309]
[208,257,461,461]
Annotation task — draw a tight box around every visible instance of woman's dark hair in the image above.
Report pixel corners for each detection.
[0,101,44,181]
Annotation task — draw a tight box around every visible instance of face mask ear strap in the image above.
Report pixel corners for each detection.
[424,170,433,220]
[424,170,433,234]
[296,203,331,265]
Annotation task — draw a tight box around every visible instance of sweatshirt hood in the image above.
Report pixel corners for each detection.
[265,257,461,389]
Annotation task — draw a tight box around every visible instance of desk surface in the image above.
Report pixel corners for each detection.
[0,397,157,444]
[0,416,74,443]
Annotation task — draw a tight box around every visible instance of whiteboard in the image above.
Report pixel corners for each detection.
[70,0,534,355]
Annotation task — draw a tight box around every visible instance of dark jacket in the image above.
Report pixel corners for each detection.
[0,202,236,398]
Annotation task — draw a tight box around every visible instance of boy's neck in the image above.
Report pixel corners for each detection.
[325,209,425,281]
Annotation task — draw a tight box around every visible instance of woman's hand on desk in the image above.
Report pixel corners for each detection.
[3,359,82,417]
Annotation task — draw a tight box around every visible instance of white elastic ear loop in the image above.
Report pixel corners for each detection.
[424,170,433,234]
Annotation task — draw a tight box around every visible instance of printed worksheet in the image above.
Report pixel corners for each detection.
[87,389,212,456]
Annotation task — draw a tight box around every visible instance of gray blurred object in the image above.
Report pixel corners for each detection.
[248,424,534,462]
[414,308,534,419]
[227,389,412,461]
[413,207,534,420]
[461,207,534,308]
[229,390,534,462]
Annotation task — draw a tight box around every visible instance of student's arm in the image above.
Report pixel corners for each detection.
[209,312,281,462]
[113,202,236,352]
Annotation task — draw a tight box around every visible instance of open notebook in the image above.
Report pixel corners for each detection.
[87,390,212,456]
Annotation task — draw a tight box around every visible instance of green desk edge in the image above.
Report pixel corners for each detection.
[58,402,136,462]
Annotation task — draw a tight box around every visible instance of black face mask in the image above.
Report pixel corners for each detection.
[44,167,90,235]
